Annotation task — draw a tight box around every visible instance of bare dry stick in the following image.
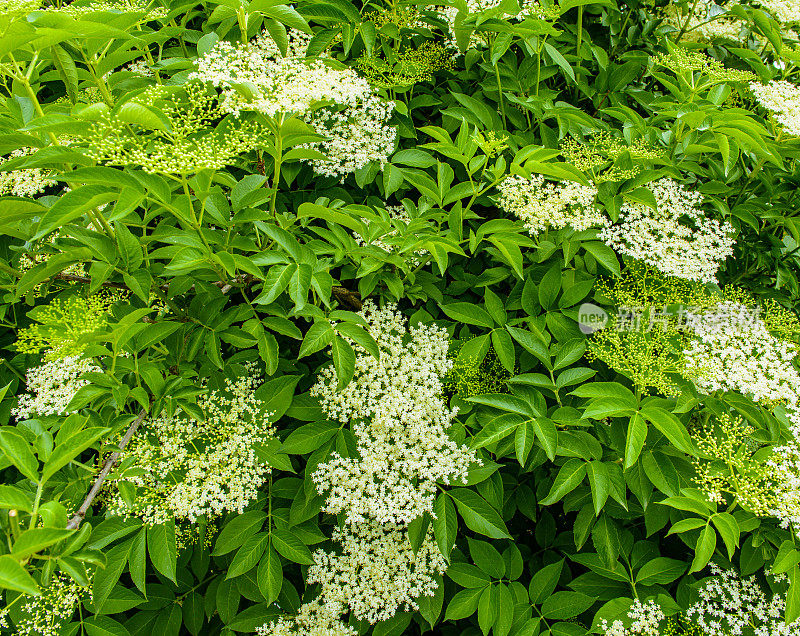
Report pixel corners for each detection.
[66,409,148,530]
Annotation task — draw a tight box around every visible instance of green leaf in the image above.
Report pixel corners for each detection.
[470,413,522,449]
[42,426,109,484]
[280,421,338,455]
[690,524,717,573]
[147,522,177,582]
[0,485,33,512]
[540,591,595,619]
[0,555,39,595]
[532,416,558,461]
[213,511,266,556]
[83,616,132,636]
[271,529,313,565]
[635,557,687,586]
[640,407,694,454]
[449,488,511,539]
[0,429,39,483]
[11,528,74,558]
[440,302,495,328]
[447,562,491,588]
[226,533,269,579]
[541,459,586,505]
[257,545,282,605]
[331,335,356,390]
[434,493,458,560]
[624,412,647,470]
[298,321,334,358]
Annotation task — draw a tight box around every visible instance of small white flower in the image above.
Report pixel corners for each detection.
[750,80,800,136]
[497,174,607,236]
[599,178,735,283]
[12,355,101,420]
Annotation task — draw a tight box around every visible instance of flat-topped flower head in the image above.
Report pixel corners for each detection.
[311,301,475,524]
[599,178,735,283]
[498,174,607,236]
[12,355,100,420]
[750,80,800,136]
[108,364,275,524]
[307,521,447,623]
[190,32,396,178]
[0,147,55,198]
[686,564,800,636]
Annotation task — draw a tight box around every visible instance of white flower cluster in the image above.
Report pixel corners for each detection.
[108,364,274,524]
[261,303,471,634]
[497,174,607,236]
[682,301,800,535]
[768,439,800,535]
[352,205,429,266]
[189,31,396,178]
[686,564,800,636]
[13,574,90,636]
[256,600,356,636]
[750,80,800,136]
[663,1,747,43]
[0,147,55,198]
[601,599,665,636]
[599,178,735,283]
[311,302,473,524]
[307,522,447,623]
[12,355,100,420]
[437,0,555,51]
[683,302,800,408]
[123,59,153,77]
[758,0,800,23]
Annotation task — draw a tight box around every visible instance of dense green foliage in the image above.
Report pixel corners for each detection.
[2,0,800,634]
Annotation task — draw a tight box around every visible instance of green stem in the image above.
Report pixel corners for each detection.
[494,60,507,127]
[29,481,45,529]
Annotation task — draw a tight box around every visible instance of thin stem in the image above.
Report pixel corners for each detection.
[66,409,148,530]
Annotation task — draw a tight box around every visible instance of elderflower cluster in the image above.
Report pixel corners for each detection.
[123,59,153,77]
[306,522,447,623]
[13,574,91,636]
[108,365,274,524]
[189,31,396,178]
[599,178,735,283]
[654,48,756,83]
[663,2,747,43]
[437,0,558,51]
[0,0,39,14]
[768,439,800,535]
[683,302,800,408]
[750,80,800,136]
[16,294,119,359]
[262,304,470,634]
[601,599,665,636]
[257,600,356,636]
[692,413,777,514]
[352,205,429,266]
[686,564,800,636]
[497,174,607,236]
[12,355,100,420]
[0,147,55,198]
[311,302,474,524]
[758,0,800,23]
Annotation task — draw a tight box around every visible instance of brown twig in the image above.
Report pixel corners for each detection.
[332,286,363,310]
[66,409,148,530]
